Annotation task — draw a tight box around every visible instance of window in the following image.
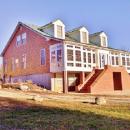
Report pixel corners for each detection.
[115,57,119,65]
[127,58,130,66]
[4,59,7,73]
[21,54,26,69]
[76,63,81,67]
[82,32,87,43]
[93,53,96,63]
[112,56,115,65]
[83,52,86,63]
[75,50,81,61]
[16,35,21,45]
[15,59,19,68]
[11,58,15,71]
[22,33,26,44]
[57,25,63,38]
[67,49,73,61]
[51,51,56,63]
[102,37,106,47]
[122,57,125,65]
[57,49,62,62]
[88,53,91,63]
[41,49,46,65]
[67,63,74,66]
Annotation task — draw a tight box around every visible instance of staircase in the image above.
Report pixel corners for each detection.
[79,69,103,93]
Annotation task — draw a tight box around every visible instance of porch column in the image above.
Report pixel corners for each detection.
[63,71,68,93]
[80,71,85,84]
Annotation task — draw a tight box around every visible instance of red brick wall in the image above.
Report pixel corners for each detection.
[91,66,130,94]
[3,24,63,76]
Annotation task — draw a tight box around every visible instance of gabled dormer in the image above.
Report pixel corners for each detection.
[66,26,89,43]
[39,19,65,39]
[89,31,108,47]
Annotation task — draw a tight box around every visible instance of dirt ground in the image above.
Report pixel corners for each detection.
[0,89,130,104]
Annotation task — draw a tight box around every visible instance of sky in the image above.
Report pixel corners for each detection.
[0,0,130,63]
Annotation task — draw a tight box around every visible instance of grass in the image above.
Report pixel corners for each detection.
[0,97,130,130]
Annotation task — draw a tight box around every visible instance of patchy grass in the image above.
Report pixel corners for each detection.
[0,97,130,130]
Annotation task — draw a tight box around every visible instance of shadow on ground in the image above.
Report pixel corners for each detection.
[0,97,130,130]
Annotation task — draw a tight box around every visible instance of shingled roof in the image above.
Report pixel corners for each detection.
[66,26,84,34]
[89,31,104,36]
[1,21,129,56]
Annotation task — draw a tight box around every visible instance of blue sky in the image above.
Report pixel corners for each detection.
[0,0,130,57]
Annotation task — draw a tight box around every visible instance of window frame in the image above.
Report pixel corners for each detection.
[21,54,26,69]
[102,36,106,47]
[40,48,46,65]
[57,25,63,38]
[82,31,87,43]
[16,35,21,46]
[21,33,27,44]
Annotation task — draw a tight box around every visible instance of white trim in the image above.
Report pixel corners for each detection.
[100,32,108,47]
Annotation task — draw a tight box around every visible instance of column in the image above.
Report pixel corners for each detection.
[80,71,85,84]
[63,71,68,93]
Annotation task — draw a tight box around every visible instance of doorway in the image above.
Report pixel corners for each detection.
[113,72,122,90]
[99,53,109,69]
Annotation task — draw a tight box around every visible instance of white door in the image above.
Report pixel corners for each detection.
[99,52,109,69]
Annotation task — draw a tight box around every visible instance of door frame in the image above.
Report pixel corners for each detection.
[98,50,109,69]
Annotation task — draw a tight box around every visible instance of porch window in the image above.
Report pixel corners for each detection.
[41,49,46,65]
[67,49,73,61]
[127,58,130,66]
[112,56,115,65]
[88,53,91,63]
[51,51,56,63]
[75,50,81,61]
[93,53,96,63]
[115,57,119,65]
[122,57,125,65]
[76,63,81,67]
[57,49,62,62]
[67,63,74,66]
[83,52,86,63]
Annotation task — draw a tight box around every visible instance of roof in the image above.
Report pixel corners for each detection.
[39,19,64,29]
[1,21,130,56]
[65,34,79,42]
[66,26,84,34]
[1,22,62,56]
[90,31,104,36]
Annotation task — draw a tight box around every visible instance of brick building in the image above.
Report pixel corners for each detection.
[1,19,130,94]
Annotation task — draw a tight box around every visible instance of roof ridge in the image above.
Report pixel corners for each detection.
[66,26,85,34]
[90,31,104,36]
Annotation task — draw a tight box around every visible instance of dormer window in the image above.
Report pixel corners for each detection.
[57,25,63,38]
[90,31,108,47]
[67,27,89,43]
[102,36,106,47]
[40,19,65,39]
[82,32,87,43]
